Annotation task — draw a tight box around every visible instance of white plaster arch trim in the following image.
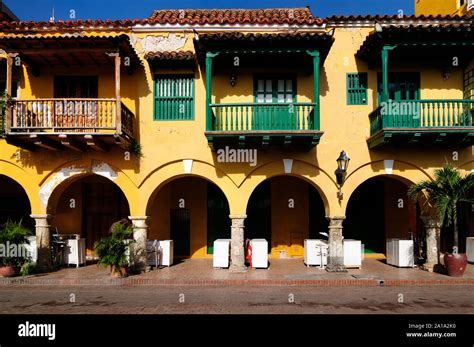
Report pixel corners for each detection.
[138,159,239,189]
[39,160,132,209]
[239,158,337,189]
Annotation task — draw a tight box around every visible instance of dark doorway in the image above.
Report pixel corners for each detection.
[83,181,129,251]
[345,179,386,254]
[207,183,230,254]
[0,175,33,229]
[246,180,272,252]
[309,186,328,239]
[171,209,191,257]
[54,76,98,98]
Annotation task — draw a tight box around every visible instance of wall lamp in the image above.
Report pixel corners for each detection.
[335,150,350,199]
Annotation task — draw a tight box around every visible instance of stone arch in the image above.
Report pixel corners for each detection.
[341,160,433,213]
[40,159,137,215]
[0,173,34,228]
[45,168,132,255]
[139,160,237,216]
[244,173,330,258]
[0,160,41,214]
[238,159,335,215]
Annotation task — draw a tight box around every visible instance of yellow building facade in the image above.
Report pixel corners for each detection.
[415,0,474,16]
[0,7,473,273]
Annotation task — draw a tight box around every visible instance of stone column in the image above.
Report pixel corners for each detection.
[326,216,347,272]
[129,216,149,273]
[421,216,441,272]
[229,214,247,273]
[31,214,52,272]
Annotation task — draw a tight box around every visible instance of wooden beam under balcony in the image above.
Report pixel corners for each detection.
[29,134,63,151]
[84,135,109,152]
[58,134,87,152]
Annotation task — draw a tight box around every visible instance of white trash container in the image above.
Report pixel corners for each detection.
[158,240,174,267]
[467,237,474,263]
[213,239,231,268]
[304,239,328,267]
[386,239,414,267]
[251,239,268,269]
[343,239,362,268]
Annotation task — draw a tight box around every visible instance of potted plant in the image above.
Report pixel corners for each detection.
[0,90,14,136]
[408,164,474,277]
[94,221,134,277]
[0,220,34,277]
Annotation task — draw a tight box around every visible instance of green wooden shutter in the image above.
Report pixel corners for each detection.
[154,75,194,120]
[346,73,368,105]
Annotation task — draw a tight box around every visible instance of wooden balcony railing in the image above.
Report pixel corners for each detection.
[369,99,474,136]
[209,102,316,132]
[7,98,134,137]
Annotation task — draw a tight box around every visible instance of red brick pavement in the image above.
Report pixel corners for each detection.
[1,258,473,287]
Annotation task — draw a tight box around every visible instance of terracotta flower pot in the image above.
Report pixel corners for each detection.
[444,253,468,277]
[0,265,20,277]
[110,265,128,278]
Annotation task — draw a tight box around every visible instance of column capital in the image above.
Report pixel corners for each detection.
[229,214,247,219]
[230,215,247,228]
[326,215,346,221]
[129,216,150,222]
[30,214,53,223]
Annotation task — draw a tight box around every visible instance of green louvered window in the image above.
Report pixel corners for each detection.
[346,73,368,105]
[154,75,194,120]
[463,69,474,100]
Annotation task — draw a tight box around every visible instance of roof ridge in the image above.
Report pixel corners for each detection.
[151,8,311,11]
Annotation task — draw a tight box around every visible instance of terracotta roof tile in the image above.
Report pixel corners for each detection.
[144,51,195,60]
[0,18,139,31]
[148,8,324,25]
[326,14,472,23]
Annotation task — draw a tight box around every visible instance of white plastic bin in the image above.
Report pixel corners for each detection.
[386,239,414,267]
[213,239,231,268]
[343,239,362,268]
[24,236,37,263]
[304,239,328,267]
[158,240,174,266]
[63,238,86,267]
[466,237,474,263]
[251,239,268,269]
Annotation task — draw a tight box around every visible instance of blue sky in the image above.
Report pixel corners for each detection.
[6,0,414,21]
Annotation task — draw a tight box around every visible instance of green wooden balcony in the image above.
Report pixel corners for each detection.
[205,102,323,149]
[368,99,474,148]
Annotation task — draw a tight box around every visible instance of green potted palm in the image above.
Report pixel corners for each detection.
[408,164,474,277]
[0,220,34,277]
[94,221,134,277]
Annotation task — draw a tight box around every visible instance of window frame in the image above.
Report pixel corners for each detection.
[153,74,195,121]
[253,75,297,104]
[346,73,368,105]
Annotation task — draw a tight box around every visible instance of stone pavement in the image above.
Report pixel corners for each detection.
[1,258,474,286]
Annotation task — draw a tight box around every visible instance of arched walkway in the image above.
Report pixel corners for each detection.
[0,174,34,229]
[245,175,327,258]
[344,175,422,257]
[146,176,230,258]
[47,174,130,255]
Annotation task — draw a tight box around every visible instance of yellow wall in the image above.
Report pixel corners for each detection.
[0,25,472,259]
[148,177,208,258]
[415,0,459,16]
[270,176,309,258]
